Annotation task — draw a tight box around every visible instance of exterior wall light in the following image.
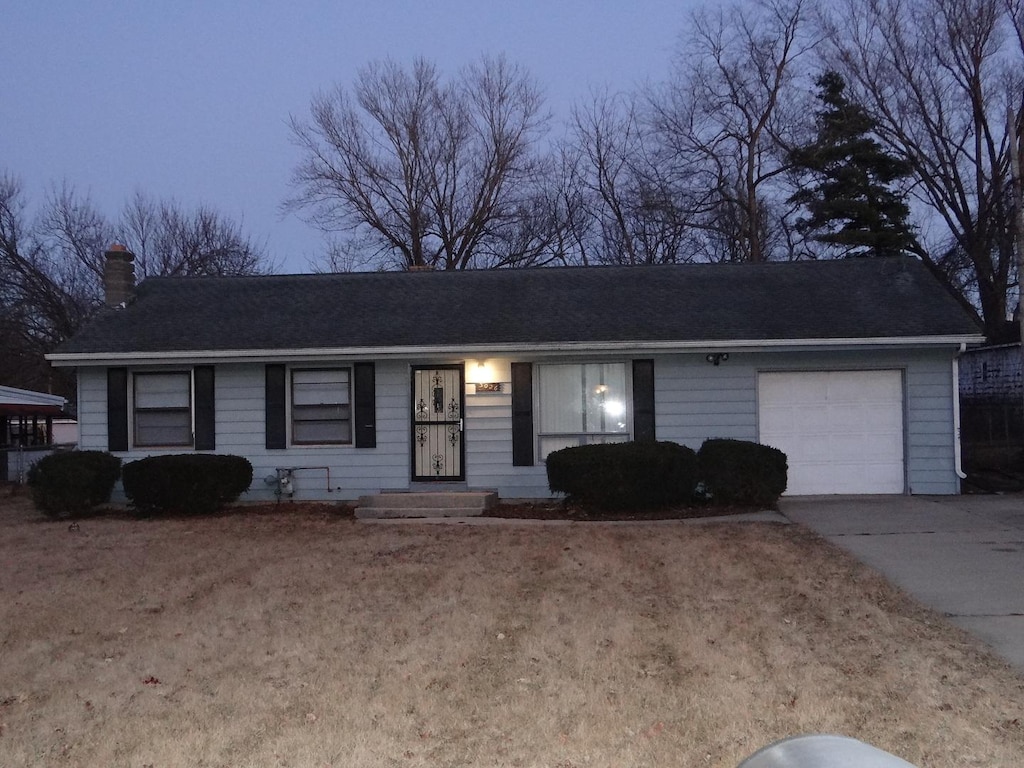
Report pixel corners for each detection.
[706,352,730,366]
[466,360,502,392]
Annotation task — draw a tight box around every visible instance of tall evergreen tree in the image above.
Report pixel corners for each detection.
[789,71,918,257]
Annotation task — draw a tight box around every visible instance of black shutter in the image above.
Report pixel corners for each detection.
[193,366,216,450]
[265,364,286,449]
[353,362,376,448]
[107,367,129,451]
[632,359,656,442]
[511,362,534,466]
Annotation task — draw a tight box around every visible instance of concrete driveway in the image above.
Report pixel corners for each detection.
[780,494,1024,672]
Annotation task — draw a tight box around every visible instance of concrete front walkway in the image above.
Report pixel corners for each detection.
[780,494,1024,671]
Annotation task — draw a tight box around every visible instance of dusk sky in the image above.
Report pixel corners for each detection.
[3,1,694,273]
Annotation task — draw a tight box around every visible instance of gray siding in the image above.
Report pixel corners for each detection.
[220,361,411,500]
[78,362,412,502]
[904,352,960,494]
[464,358,548,498]
[75,345,962,501]
[78,368,108,451]
[655,357,758,445]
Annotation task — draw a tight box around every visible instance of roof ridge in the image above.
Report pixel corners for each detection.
[142,256,916,284]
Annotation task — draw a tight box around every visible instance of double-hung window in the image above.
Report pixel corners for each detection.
[537,362,630,459]
[291,368,351,444]
[134,372,193,447]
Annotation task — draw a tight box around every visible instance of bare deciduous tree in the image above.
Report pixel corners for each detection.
[650,0,813,263]
[288,56,555,270]
[1,179,112,352]
[0,177,113,393]
[119,191,269,279]
[560,91,695,265]
[0,173,270,396]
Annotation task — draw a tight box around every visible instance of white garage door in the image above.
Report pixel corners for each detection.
[758,370,905,495]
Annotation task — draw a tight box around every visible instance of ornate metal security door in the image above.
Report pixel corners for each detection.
[411,366,464,480]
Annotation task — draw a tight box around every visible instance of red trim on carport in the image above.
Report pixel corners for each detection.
[0,405,64,417]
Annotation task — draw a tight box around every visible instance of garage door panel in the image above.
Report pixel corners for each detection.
[794,378,830,401]
[783,435,831,463]
[865,465,905,491]
[831,428,900,450]
[761,375,824,401]
[828,404,870,430]
[794,464,903,496]
[758,371,904,495]
[828,377,868,400]
[831,433,901,461]
[865,433,904,458]
[830,373,895,400]
[793,408,830,431]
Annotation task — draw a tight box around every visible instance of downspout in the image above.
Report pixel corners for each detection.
[952,343,967,481]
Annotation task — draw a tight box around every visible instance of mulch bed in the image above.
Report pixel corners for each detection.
[226,500,766,521]
[5,482,767,521]
[484,500,768,521]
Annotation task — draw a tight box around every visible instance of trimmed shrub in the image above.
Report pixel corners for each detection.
[27,450,122,518]
[546,440,698,510]
[697,439,787,507]
[121,454,253,516]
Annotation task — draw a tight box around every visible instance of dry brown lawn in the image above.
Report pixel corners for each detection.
[2,492,1023,768]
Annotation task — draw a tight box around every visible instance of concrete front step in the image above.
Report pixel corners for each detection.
[355,491,498,519]
[358,492,496,509]
[356,506,485,519]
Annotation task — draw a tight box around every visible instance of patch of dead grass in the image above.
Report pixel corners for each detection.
[1,493,1023,767]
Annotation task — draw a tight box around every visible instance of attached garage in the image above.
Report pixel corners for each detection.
[758,370,905,495]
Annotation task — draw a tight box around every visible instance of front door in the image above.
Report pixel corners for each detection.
[411,365,464,481]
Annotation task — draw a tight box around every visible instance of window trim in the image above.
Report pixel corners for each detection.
[290,366,353,446]
[132,370,194,448]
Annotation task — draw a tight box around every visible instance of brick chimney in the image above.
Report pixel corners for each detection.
[103,244,135,307]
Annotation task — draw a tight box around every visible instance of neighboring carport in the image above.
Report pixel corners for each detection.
[0,385,67,483]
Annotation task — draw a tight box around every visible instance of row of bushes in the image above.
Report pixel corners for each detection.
[28,438,782,518]
[546,439,787,509]
[27,452,253,518]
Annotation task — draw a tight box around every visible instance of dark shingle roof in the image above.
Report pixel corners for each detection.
[52,258,982,358]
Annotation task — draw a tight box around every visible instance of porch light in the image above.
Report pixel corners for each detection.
[466,360,501,392]
[465,360,489,384]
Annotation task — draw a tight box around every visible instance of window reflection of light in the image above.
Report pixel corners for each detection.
[604,399,625,418]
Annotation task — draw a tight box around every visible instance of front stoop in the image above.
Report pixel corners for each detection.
[355,491,498,519]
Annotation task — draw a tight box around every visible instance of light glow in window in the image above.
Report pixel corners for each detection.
[537,362,630,459]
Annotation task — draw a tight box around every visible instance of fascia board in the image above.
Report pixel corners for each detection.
[47,334,986,367]
[0,386,67,408]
